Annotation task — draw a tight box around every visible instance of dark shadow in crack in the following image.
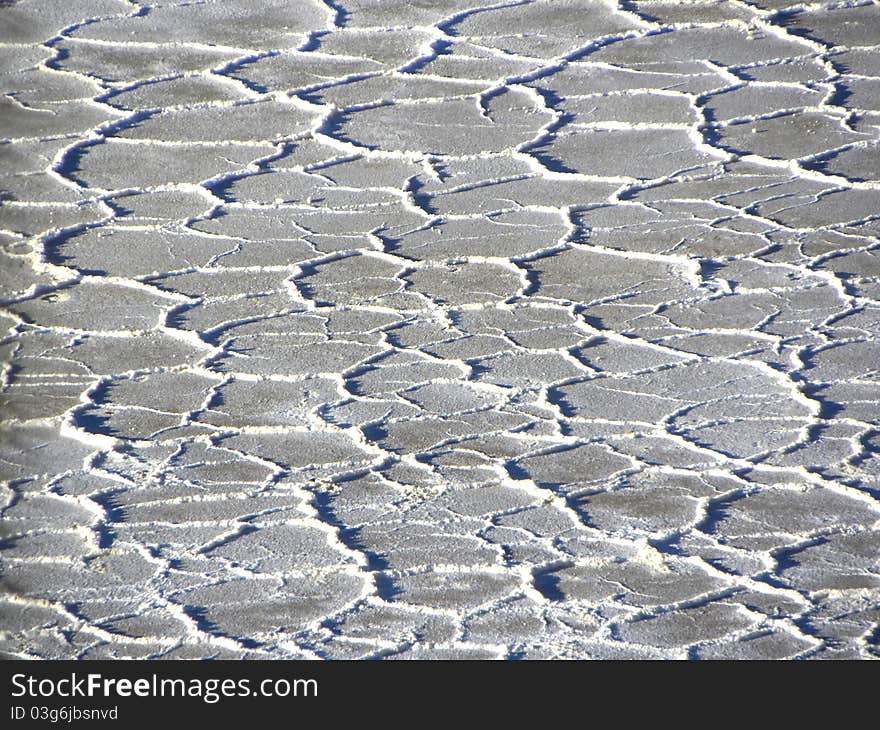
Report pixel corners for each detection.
[83,379,111,406]
[311,491,389,573]
[90,522,116,550]
[207,171,256,203]
[90,492,126,525]
[0,533,19,553]
[865,623,880,651]
[503,459,544,486]
[568,339,605,370]
[647,534,687,557]
[359,422,389,446]
[699,122,724,150]
[317,108,380,152]
[532,568,565,601]
[316,401,351,428]
[164,300,202,331]
[776,11,840,47]
[699,100,722,125]
[0,489,27,602]
[53,110,158,180]
[801,385,845,419]
[399,38,454,74]
[772,537,826,578]
[42,231,81,270]
[70,406,114,439]
[41,45,75,75]
[52,142,93,188]
[578,311,608,331]
[373,572,400,601]
[826,80,853,109]
[176,590,270,650]
[182,604,263,648]
[530,86,566,113]
[379,233,417,259]
[464,358,494,382]
[567,493,603,528]
[802,149,874,184]
[521,133,578,175]
[699,259,726,283]
[225,59,272,94]
[102,198,138,220]
[345,536,389,573]
[518,265,543,297]
[320,1,351,30]
[289,266,333,306]
[692,495,738,537]
[405,176,436,214]
[545,384,577,418]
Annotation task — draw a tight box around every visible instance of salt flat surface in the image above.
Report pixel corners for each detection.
[1,0,879,660]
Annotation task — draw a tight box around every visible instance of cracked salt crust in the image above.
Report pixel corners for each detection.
[0,0,879,660]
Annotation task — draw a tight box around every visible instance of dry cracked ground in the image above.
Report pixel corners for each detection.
[1,0,879,660]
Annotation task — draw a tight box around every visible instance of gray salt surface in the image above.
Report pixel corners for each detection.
[1,0,879,660]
